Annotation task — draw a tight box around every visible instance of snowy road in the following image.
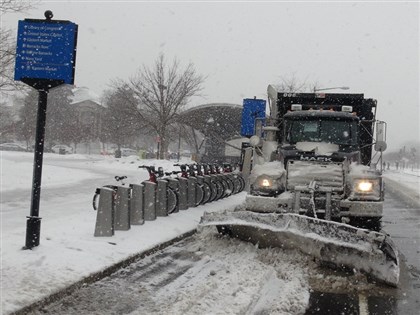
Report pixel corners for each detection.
[26,230,311,315]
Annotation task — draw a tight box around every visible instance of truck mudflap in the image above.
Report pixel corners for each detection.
[199,210,399,286]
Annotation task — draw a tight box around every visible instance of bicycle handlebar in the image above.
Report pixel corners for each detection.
[139,165,156,172]
[114,175,127,182]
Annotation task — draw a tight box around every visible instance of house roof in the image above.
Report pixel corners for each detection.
[71,87,102,106]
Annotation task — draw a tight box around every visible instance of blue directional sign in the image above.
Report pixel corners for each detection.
[241,98,266,137]
[14,20,78,85]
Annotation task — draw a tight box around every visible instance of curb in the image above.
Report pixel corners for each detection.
[384,177,420,209]
[10,229,197,315]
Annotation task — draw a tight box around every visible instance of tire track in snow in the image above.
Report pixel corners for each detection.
[26,230,311,315]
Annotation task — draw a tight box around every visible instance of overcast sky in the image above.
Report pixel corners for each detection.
[2,0,419,150]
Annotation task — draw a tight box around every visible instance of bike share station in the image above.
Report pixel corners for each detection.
[14,11,78,249]
[93,104,250,237]
[93,165,246,237]
[92,101,258,237]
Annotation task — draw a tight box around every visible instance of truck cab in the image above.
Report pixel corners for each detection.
[245,86,386,230]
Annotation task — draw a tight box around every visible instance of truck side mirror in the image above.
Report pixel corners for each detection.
[374,121,387,152]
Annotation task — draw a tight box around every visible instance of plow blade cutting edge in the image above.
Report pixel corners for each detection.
[199,210,399,286]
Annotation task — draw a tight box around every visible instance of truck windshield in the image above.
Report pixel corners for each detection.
[286,119,358,145]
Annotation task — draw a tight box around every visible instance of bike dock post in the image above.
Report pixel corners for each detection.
[130,184,144,225]
[178,177,188,210]
[94,187,115,237]
[115,186,131,230]
[144,181,157,220]
[156,180,168,217]
[187,177,197,207]
[167,178,179,213]
[242,147,253,192]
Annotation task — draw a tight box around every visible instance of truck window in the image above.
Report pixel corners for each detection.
[287,119,357,145]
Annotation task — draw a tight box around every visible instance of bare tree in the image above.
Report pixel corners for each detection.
[16,89,37,148]
[275,75,308,93]
[0,100,15,138]
[275,74,324,93]
[126,54,205,159]
[100,86,146,152]
[0,0,39,94]
[0,28,19,93]
[0,1,35,13]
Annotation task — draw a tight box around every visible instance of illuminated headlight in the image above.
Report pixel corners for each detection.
[350,178,382,201]
[252,175,280,196]
[261,178,272,187]
[356,181,373,193]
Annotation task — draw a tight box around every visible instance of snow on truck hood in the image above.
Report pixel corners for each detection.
[295,142,339,155]
[250,161,285,183]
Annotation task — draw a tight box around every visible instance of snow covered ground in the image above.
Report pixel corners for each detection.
[1,151,419,314]
[383,167,420,208]
[1,151,248,314]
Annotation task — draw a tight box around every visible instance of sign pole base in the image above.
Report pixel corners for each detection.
[23,216,42,250]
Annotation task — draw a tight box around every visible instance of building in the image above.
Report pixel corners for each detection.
[71,87,104,154]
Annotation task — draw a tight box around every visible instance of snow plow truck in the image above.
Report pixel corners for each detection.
[200,85,399,286]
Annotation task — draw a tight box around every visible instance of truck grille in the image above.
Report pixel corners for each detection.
[286,160,344,190]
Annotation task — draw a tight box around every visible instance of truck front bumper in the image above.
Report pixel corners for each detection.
[245,193,383,218]
[245,193,292,212]
[339,200,383,217]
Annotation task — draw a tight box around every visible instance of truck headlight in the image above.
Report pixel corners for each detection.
[260,176,273,188]
[356,180,374,193]
[350,178,382,201]
[251,175,281,196]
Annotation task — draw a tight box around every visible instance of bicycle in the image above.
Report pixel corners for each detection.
[92,175,127,211]
[186,164,212,205]
[201,163,225,202]
[171,164,206,206]
[223,163,245,194]
[139,165,179,214]
[212,163,234,198]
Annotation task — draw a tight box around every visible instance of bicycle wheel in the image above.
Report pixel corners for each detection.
[195,184,205,206]
[214,180,224,200]
[231,176,241,194]
[167,186,179,214]
[201,182,212,204]
[92,185,117,210]
[224,177,234,196]
[92,188,100,210]
[209,180,218,202]
[232,174,245,193]
[221,178,232,198]
[237,174,246,192]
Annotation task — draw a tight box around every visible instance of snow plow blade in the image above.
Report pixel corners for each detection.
[199,210,399,286]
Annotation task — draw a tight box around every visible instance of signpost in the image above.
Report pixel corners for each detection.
[14,11,78,249]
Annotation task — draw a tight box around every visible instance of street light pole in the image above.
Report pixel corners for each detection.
[313,86,350,92]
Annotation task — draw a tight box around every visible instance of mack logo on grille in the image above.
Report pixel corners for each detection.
[299,156,332,162]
